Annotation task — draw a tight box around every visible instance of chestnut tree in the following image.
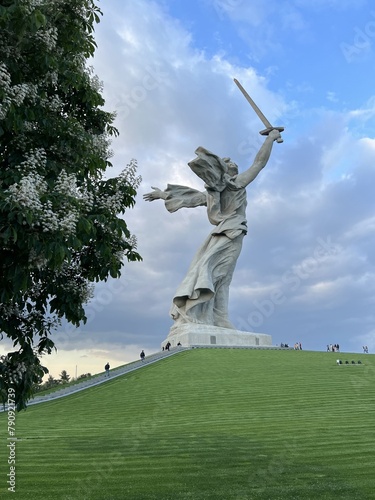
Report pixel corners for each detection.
[0,0,141,410]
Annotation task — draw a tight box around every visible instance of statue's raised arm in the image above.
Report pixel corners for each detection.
[235,128,281,188]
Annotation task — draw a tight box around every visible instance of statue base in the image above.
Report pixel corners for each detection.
[161,323,272,349]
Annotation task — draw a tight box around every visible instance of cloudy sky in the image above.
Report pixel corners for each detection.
[4,0,375,379]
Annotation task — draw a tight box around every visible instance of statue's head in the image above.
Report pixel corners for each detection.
[190,148,238,187]
[223,157,238,176]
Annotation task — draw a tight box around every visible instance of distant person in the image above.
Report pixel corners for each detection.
[105,362,110,377]
[177,342,182,346]
[165,341,171,351]
[299,342,302,350]
[140,350,145,362]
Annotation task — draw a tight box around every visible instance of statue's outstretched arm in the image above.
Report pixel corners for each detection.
[143,186,168,202]
[236,129,281,188]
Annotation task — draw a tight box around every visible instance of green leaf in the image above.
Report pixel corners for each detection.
[32,10,47,30]
[77,217,92,234]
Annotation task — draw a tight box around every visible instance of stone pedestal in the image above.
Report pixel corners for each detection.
[161,323,272,349]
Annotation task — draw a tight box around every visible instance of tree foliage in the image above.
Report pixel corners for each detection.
[59,370,70,383]
[0,0,142,410]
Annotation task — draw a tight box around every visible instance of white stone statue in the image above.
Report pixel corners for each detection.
[143,129,281,330]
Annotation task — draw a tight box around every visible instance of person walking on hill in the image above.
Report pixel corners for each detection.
[140,350,145,362]
[105,362,110,377]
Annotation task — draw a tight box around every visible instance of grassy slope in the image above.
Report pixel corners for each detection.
[1,349,375,500]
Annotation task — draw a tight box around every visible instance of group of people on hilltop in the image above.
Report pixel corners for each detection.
[280,342,302,349]
[327,344,340,352]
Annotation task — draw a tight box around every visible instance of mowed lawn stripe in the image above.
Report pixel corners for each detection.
[1,348,374,499]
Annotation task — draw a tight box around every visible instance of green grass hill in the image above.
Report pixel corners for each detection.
[1,348,375,499]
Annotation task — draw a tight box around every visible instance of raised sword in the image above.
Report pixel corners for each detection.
[234,78,284,143]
